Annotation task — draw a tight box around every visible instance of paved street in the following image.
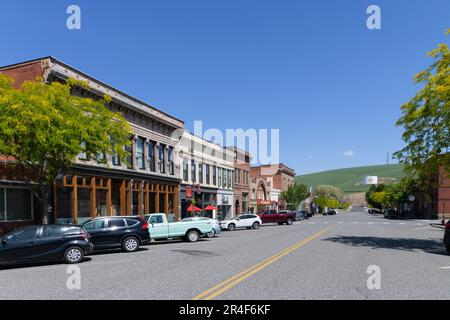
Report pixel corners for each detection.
[0,209,449,300]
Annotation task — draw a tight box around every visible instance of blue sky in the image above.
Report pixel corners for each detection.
[1,0,449,174]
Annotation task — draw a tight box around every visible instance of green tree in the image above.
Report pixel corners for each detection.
[281,183,310,210]
[394,29,450,190]
[0,75,131,223]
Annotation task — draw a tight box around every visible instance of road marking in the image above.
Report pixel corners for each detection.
[323,221,329,224]
[417,223,423,226]
[192,226,333,300]
[368,222,374,225]
[338,222,343,224]
[383,222,389,225]
[352,222,358,224]
[309,222,315,224]
[400,222,406,225]
[440,266,450,269]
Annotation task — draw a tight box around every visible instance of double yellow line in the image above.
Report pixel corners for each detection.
[193,225,333,300]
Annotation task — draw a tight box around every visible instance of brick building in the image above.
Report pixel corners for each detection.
[226,147,251,215]
[0,57,183,233]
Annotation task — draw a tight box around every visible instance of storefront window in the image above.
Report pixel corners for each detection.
[0,188,33,221]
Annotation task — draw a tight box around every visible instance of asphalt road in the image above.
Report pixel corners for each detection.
[0,209,449,300]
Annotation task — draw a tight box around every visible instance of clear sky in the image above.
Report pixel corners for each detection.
[1,0,449,174]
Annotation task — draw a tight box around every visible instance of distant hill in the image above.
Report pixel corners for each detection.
[295,164,405,193]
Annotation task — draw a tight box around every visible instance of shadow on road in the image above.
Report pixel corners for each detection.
[322,236,449,256]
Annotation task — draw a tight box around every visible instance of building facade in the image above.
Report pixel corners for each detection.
[0,57,184,233]
[226,147,251,215]
[250,164,296,212]
[178,132,234,220]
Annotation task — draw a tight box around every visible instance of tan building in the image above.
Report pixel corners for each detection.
[0,57,184,233]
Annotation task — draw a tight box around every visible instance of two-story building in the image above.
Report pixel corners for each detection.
[0,57,184,233]
[178,132,234,220]
[226,147,251,215]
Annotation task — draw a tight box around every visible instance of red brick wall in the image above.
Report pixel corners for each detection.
[438,166,450,218]
[0,61,43,88]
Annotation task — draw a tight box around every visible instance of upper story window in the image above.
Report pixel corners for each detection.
[159,144,166,174]
[205,164,210,185]
[212,166,217,186]
[217,167,221,187]
[223,168,227,188]
[183,158,189,181]
[136,137,145,170]
[198,163,203,184]
[229,170,233,188]
[148,140,156,172]
[191,160,196,182]
[168,146,174,175]
[78,141,87,160]
[125,142,133,169]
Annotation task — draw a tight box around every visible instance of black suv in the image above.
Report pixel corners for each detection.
[444,220,450,254]
[82,216,150,252]
[0,225,93,266]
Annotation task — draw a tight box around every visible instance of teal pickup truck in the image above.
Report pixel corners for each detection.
[143,213,213,242]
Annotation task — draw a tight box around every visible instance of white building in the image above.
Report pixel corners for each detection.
[178,131,234,220]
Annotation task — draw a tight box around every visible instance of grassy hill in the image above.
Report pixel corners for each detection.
[295,164,405,193]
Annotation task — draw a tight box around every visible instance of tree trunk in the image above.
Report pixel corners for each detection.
[39,184,51,225]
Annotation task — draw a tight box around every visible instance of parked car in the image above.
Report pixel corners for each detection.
[144,213,213,242]
[384,209,398,219]
[180,217,221,238]
[220,214,262,231]
[258,210,297,225]
[369,208,383,214]
[325,209,337,215]
[443,220,450,254]
[296,211,309,221]
[0,225,93,267]
[82,216,150,252]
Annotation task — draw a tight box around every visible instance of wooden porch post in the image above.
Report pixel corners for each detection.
[120,180,126,215]
[144,183,149,214]
[164,184,169,218]
[138,181,144,216]
[126,180,133,216]
[53,181,58,224]
[72,175,78,224]
[155,183,160,212]
[106,178,112,216]
[174,185,180,221]
[90,177,97,218]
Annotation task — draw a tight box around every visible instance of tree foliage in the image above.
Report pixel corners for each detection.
[281,183,310,210]
[394,29,450,188]
[0,74,131,222]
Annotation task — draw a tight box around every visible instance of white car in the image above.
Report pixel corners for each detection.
[220,214,262,231]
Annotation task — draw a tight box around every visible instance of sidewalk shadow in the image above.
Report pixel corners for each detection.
[322,236,449,256]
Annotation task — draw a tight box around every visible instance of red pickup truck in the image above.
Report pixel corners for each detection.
[257,210,297,225]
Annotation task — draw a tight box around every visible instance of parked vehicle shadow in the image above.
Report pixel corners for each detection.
[171,249,220,257]
[0,257,93,270]
[322,236,449,256]
[89,247,149,256]
[145,238,212,246]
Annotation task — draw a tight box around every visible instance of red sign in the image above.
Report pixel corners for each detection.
[186,187,193,198]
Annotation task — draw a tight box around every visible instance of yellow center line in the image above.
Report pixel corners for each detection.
[192,225,333,300]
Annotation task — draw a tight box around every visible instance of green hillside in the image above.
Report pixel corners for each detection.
[295,164,405,193]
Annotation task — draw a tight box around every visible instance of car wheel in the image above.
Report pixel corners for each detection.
[278,222,283,225]
[186,230,199,242]
[228,224,236,231]
[446,245,450,254]
[206,229,216,238]
[64,246,84,264]
[252,222,260,229]
[286,218,293,225]
[122,236,139,252]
